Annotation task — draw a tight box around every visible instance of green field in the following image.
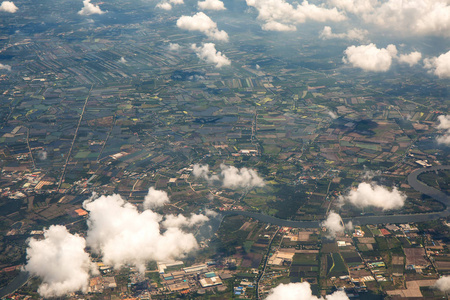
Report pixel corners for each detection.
[328,253,348,277]
[292,253,318,266]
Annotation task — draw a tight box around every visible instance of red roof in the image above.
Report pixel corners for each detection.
[380,229,390,236]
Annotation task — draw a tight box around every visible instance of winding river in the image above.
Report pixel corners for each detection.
[0,166,448,297]
[223,165,450,227]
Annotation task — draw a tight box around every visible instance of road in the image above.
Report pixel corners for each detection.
[1,166,448,297]
[57,85,93,190]
[256,227,280,300]
[26,127,35,169]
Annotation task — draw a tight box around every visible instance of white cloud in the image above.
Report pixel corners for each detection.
[328,0,376,14]
[162,213,209,228]
[327,1,450,37]
[156,2,172,10]
[321,211,352,238]
[37,150,47,160]
[246,0,346,32]
[119,57,127,63]
[339,182,406,210]
[156,0,183,10]
[198,0,226,11]
[220,164,265,189]
[78,0,105,16]
[193,163,213,180]
[191,43,231,68]
[205,208,218,217]
[0,1,17,13]
[24,225,97,298]
[320,26,368,41]
[267,282,349,300]
[327,110,338,119]
[169,43,181,51]
[398,51,422,67]
[0,63,11,71]
[192,163,265,189]
[143,187,169,209]
[343,43,397,72]
[362,169,381,180]
[424,50,450,79]
[177,12,229,42]
[437,115,450,130]
[362,0,450,37]
[262,21,297,32]
[83,194,205,273]
[436,115,450,146]
[435,276,450,292]
[344,44,424,71]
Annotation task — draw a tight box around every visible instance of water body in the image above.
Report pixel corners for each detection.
[1,166,448,297]
[223,166,450,228]
[0,271,30,298]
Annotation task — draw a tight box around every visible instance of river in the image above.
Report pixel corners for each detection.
[222,165,450,227]
[0,166,448,297]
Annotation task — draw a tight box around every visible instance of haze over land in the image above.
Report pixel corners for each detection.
[0,0,449,299]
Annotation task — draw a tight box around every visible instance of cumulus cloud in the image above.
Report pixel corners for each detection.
[205,208,218,217]
[327,110,338,119]
[162,214,209,228]
[198,0,226,10]
[156,2,172,10]
[435,276,450,292]
[343,43,398,72]
[397,51,422,66]
[156,0,184,10]
[262,21,297,32]
[24,225,97,298]
[192,163,265,189]
[437,115,450,130]
[328,0,376,14]
[339,182,406,210]
[435,115,450,145]
[83,194,206,273]
[321,211,352,238]
[362,169,381,180]
[362,0,450,37]
[220,164,265,189]
[143,187,169,209]
[424,50,450,79]
[320,26,368,41]
[328,0,450,37]
[0,1,17,13]
[246,0,346,32]
[37,150,47,161]
[0,63,11,71]
[267,282,349,300]
[191,43,231,68]
[177,12,229,41]
[119,57,127,63]
[78,0,105,16]
[169,43,181,51]
[193,163,214,180]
